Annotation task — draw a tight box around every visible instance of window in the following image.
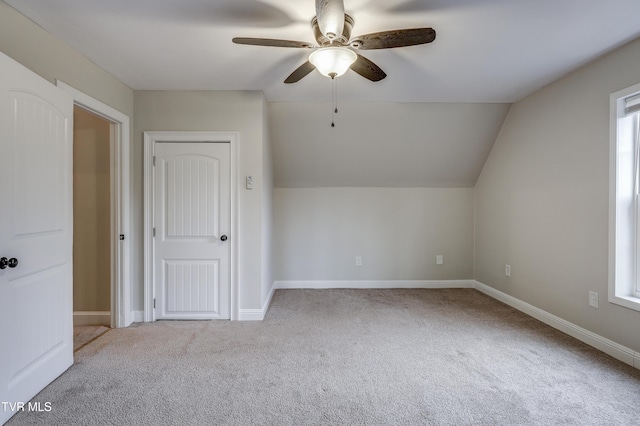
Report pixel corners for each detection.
[609,83,640,311]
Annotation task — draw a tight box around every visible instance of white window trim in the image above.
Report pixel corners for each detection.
[634,113,640,298]
[609,82,640,311]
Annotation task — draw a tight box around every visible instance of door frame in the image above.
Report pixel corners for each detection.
[57,81,132,328]
[143,131,239,321]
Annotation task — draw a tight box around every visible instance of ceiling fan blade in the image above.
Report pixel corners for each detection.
[351,28,436,50]
[232,37,314,48]
[316,0,345,39]
[350,54,387,82]
[284,61,316,84]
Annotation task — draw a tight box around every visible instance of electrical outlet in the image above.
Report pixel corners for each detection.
[505,264,511,277]
[436,255,443,265]
[355,256,363,267]
[589,291,599,308]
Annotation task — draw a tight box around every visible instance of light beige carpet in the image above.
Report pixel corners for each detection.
[7,289,640,425]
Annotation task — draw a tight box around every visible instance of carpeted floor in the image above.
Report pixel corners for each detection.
[73,325,110,352]
[7,289,640,425]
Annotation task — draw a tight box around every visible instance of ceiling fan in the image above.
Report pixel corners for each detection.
[232,0,436,84]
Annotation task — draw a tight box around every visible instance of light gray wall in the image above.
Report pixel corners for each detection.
[269,102,505,286]
[475,37,640,353]
[261,97,275,305]
[134,91,273,312]
[275,187,474,281]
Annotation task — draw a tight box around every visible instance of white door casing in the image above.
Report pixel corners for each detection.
[0,52,73,424]
[144,132,238,322]
[56,81,132,329]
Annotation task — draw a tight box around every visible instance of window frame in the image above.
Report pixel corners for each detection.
[609,82,640,311]
[634,113,640,298]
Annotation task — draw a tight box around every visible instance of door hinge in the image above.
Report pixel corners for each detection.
[153,227,156,237]
[153,298,156,309]
[119,234,125,241]
[153,156,156,166]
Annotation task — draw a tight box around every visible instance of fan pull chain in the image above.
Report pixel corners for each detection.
[331,75,338,128]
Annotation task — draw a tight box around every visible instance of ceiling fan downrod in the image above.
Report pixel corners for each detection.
[316,0,345,42]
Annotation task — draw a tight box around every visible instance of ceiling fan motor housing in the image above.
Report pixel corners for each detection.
[312,14,354,46]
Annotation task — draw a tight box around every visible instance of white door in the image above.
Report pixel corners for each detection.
[0,53,73,424]
[153,142,231,320]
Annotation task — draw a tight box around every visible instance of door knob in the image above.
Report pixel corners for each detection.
[0,257,18,269]
[220,235,228,242]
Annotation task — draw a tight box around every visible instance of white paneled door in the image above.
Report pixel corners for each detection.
[0,53,73,424]
[153,142,231,320]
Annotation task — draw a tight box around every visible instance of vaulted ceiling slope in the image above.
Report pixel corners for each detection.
[269,102,510,187]
[5,0,640,103]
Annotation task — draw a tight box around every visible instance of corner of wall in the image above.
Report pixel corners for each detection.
[261,93,275,310]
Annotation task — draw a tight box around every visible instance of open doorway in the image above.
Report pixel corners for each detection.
[57,80,133,333]
[72,107,112,348]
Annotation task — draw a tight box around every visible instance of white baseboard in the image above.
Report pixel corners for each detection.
[133,310,145,323]
[73,311,110,326]
[474,281,640,370]
[238,283,277,321]
[274,280,476,290]
[237,309,264,321]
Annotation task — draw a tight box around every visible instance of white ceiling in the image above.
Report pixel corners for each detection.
[5,0,640,103]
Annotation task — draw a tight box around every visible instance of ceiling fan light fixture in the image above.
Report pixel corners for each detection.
[309,47,357,79]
